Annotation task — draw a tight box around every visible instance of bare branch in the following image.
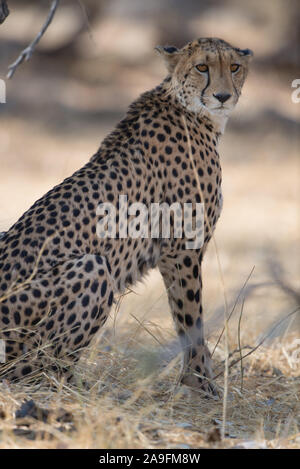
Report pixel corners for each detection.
[7,0,60,79]
[0,0,9,24]
[269,259,300,304]
[77,0,98,50]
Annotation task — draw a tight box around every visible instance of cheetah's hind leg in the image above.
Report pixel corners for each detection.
[0,254,114,383]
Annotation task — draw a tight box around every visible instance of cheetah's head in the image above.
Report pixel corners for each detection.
[156,38,253,133]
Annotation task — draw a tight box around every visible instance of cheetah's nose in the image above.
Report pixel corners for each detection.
[213,92,231,103]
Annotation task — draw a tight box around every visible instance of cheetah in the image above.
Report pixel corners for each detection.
[0,38,252,394]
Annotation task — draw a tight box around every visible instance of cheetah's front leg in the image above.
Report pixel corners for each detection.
[158,253,217,396]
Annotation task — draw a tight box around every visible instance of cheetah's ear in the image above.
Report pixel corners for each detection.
[236,48,254,61]
[155,45,182,73]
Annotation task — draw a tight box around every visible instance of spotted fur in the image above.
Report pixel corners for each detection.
[0,38,252,394]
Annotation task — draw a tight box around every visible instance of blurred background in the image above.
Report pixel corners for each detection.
[0,0,299,351]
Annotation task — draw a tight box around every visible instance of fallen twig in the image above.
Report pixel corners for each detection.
[7,0,60,79]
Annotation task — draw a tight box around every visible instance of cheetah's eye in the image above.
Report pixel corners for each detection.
[230,64,240,73]
[196,64,208,73]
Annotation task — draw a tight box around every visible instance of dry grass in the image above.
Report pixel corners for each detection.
[0,263,299,448]
[0,325,299,449]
